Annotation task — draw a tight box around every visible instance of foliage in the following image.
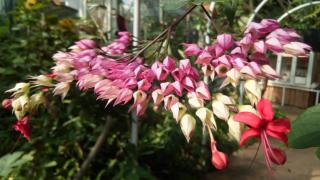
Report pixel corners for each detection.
[0,151,34,177]
[288,104,320,148]
[288,104,320,159]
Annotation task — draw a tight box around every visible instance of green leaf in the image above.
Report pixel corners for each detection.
[0,151,34,177]
[288,104,320,148]
[316,148,320,160]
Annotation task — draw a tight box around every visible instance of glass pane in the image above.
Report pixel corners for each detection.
[279,56,292,83]
[295,57,308,85]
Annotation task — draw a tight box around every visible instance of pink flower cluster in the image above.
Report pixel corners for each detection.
[183,19,311,80]
[52,31,212,116]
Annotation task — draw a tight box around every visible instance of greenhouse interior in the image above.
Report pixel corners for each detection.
[0,0,320,179]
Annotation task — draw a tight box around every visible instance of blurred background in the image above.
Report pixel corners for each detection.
[0,0,319,179]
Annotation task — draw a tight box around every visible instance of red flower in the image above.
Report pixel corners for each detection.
[13,116,31,141]
[234,99,290,169]
[211,141,228,170]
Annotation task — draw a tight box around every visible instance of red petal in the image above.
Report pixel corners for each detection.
[266,129,288,145]
[239,128,261,146]
[13,116,31,141]
[268,148,286,165]
[267,118,291,134]
[234,112,263,128]
[257,99,274,121]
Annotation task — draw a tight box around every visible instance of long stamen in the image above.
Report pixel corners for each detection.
[262,131,281,165]
[261,133,272,171]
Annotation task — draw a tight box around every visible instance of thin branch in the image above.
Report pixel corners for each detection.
[74,116,115,180]
[200,4,220,33]
[261,78,269,97]
[248,141,261,169]
[128,4,198,62]
[201,4,212,20]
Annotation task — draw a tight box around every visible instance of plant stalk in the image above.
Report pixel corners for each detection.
[74,116,114,180]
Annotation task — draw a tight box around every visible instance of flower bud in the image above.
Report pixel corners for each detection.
[261,64,279,79]
[29,92,45,112]
[188,96,204,108]
[244,80,261,105]
[12,95,29,112]
[151,89,164,106]
[215,93,234,105]
[2,99,12,109]
[12,95,29,119]
[201,64,215,81]
[30,75,54,87]
[212,100,229,121]
[170,102,187,123]
[211,142,228,170]
[227,115,242,142]
[196,107,216,129]
[217,34,233,50]
[180,114,196,142]
[221,68,241,88]
[268,148,286,165]
[132,90,147,105]
[237,105,258,114]
[53,82,70,100]
[6,83,30,97]
[196,81,211,100]
[52,64,70,74]
[163,95,179,110]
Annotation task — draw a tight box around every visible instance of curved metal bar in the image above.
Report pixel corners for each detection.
[277,1,320,22]
[246,0,269,27]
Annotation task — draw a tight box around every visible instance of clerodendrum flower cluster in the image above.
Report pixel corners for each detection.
[2,19,311,170]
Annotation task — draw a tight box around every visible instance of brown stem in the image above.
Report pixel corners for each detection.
[128,5,198,62]
[74,116,114,180]
[200,4,220,33]
[261,78,269,97]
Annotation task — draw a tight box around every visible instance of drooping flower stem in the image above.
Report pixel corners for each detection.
[248,141,260,169]
[206,125,215,143]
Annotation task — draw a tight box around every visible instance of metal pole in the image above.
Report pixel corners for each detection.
[79,0,87,18]
[202,1,215,153]
[130,0,140,146]
[105,0,112,40]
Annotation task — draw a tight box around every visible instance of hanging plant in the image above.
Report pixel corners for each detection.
[2,3,312,175]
